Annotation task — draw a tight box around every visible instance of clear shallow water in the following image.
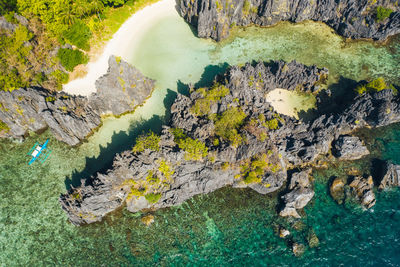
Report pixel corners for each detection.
[1,12,400,265]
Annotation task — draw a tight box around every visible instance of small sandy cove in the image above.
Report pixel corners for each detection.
[63,0,176,96]
[266,88,316,118]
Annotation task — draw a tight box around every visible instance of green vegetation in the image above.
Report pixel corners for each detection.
[0,0,158,91]
[57,48,89,72]
[158,159,174,180]
[146,171,160,185]
[132,131,160,153]
[242,0,251,16]
[51,70,69,90]
[214,107,247,147]
[0,120,10,133]
[145,193,161,204]
[375,6,393,22]
[355,77,397,95]
[239,153,280,184]
[125,159,173,204]
[241,154,269,184]
[171,128,208,161]
[190,83,229,116]
[265,118,279,130]
[127,186,147,200]
[63,20,92,50]
[216,0,223,12]
[45,96,56,102]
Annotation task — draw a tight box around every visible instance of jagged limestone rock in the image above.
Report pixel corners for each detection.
[279,169,314,218]
[0,56,155,146]
[379,161,400,189]
[59,61,400,225]
[332,135,370,160]
[349,176,376,209]
[178,0,400,41]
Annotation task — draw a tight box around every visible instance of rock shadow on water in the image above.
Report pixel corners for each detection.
[64,87,184,190]
[194,63,230,88]
[316,76,359,115]
[177,63,231,98]
[64,114,164,190]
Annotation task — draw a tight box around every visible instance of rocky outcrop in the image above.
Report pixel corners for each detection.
[329,175,377,209]
[276,88,400,167]
[349,175,376,209]
[90,56,154,116]
[279,169,314,218]
[0,16,17,32]
[332,135,370,160]
[178,0,400,41]
[329,177,346,205]
[0,56,155,145]
[379,161,400,189]
[59,60,400,225]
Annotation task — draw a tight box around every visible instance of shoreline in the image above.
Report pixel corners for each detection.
[63,0,177,96]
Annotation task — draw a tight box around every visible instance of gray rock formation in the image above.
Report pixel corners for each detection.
[276,89,400,167]
[332,135,370,160]
[279,169,314,218]
[178,0,400,41]
[0,16,17,32]
[349,175,376,209]
[90,56,154,116]
[0,56,155,145]
[59,60,400,225]
[379,161,400,189]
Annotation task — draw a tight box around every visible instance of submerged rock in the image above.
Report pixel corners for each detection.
[279,228,290,238]
[332,135,370,160]
[307,230,319,248]
[379,161,400,189]
[292,243,305,257]
[178,0,400,41]
[0,56,155,145]
[141,214,155,226]
[329,177,346,205]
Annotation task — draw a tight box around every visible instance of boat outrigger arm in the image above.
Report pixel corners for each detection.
[27,139,52,165]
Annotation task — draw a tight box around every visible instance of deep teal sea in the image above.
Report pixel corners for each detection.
[1,11,400,266]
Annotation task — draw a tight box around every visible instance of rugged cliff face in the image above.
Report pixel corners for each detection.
[0,56,155,146]
[178,0,400,41]
[59,60,400,226]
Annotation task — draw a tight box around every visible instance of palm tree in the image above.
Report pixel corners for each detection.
[90,0,104,20]
[73,1,89,18]
[60,7,77,25]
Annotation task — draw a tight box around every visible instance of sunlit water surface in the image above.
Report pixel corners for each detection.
[1,11,400,265]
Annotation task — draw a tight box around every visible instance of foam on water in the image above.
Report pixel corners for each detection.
[0,11,399,265]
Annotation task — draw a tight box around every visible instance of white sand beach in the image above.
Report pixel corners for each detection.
[63,0,177,96]
[265,88,316,118]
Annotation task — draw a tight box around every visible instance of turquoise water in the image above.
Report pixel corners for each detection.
[1,12,400,265]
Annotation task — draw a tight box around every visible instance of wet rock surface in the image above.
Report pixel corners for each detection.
[178,0,400,41]
[332,135,370,160]
[329,177,346,205]
[59,60,400,225]
[0,56,155,146]
[379,161,400,189]
[349,175,376,209]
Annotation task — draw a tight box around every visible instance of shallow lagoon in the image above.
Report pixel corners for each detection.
[0,10,400,265]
